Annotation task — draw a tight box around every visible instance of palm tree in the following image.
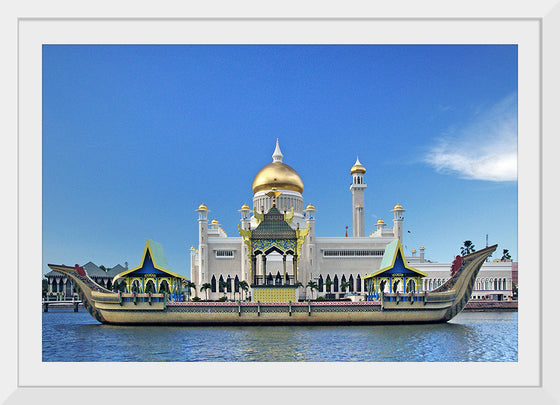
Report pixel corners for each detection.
[219,281,228,299]
[239,280,249,301]
[460,240,475,256]
[340,281,350,295]
[325,279,333,295]
[306,280,318,300]
[200,282,212,300]
[501,249,512,261]
[182,280,196,301]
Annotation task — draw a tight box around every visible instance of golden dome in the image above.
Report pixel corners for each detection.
[377,219,385,224]
[393,203,403,210]
[412,249,417,252]
[306,204,315,210]
[210,219,219,225]
[241,204,250,210]
[350,157,366,174]
[252,162,304,194]
[420,245,425,249]
[197,203,207,210]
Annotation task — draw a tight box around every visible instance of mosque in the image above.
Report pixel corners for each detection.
[189,139,515,302]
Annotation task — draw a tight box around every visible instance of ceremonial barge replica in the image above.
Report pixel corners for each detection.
[48,242,496,326]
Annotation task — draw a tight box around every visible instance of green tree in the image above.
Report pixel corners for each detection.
[306,280,318,300]
[325,279,333,294]
[182,280,196,301]
[460,240,475,256]
[501,249,512,261]
[219,281,229,299]
[340,281,350,295]
[239,280,249,301]
[200,283,212,300]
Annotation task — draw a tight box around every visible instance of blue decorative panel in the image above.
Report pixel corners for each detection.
[382,254,418,275]
[128,253,167,276]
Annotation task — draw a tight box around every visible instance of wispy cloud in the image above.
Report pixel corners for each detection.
[425,94,517,182]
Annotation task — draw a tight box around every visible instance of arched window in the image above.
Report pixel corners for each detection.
[326,275,332,292]
[341,275,347,292]
[406,279,416,293]
[348,274,354,292]
[219,275,225,292]
[392,279,400,293]
[159,280,170,293]
[131,279,140,293]
[318,275,324,292]
[234,275,240,292]
[275,271,282,285]
[211,275,217,292]
[145,280,156,294]
[356,274,362,292]
[333,275,339,292]
[494,279,498,291]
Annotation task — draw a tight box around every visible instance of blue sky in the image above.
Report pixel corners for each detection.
[42,45,518,277]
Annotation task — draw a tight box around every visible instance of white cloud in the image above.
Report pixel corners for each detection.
[425,94,518,182]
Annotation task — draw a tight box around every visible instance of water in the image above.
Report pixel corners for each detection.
[42,310,517,362]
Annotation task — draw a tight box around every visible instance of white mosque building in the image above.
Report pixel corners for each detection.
[189,139,514,302]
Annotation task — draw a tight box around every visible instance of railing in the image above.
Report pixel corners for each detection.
[366,292,427,302]
[253,275,295,286]
[118,293,185,303]
[43,296,81,302]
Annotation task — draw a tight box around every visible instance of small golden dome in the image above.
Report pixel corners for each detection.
[350,157,366,174]
[377,219,385,224]
[210,219,219,225]
[190,246,195,250]
[198,203,208,210]
[306,204,315,210]
[412,249,417,252]
[393,203,403,210]
[252,162,304,194]
[241,204,250,210]
[420,245,425,249]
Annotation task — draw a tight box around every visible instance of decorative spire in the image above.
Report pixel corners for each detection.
[272,137,283,163]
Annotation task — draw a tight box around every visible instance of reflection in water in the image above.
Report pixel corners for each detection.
[43,310,517,362]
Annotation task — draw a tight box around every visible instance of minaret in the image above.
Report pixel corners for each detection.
[304,204,317,284]
[391,203,405,241]
[239,204,251,230]
[196,203,209,285]
[189,246,197,285]
[350,157,367,237]
[239,204,252,282]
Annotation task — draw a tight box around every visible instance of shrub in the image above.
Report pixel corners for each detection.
[191,296,201,301]
[218,296,227,302]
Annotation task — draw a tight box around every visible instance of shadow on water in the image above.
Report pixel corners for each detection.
[42,310,517,362]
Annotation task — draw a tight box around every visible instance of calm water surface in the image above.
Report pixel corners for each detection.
[42,309,517,362]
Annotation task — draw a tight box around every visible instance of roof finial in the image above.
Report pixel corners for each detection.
[272,137,283,163]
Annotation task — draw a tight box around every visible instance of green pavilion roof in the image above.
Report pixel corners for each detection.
[252,206,297,240]
[112,238,187,282]
[363,239,427,279]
